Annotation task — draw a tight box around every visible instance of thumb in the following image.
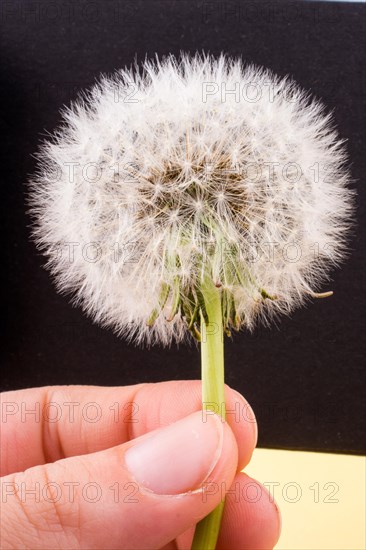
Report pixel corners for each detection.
[1,411,238,549]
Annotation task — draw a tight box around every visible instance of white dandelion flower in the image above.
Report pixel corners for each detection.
[28,53,354,548]
[28,53,353,346]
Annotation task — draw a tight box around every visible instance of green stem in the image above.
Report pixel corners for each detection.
[191,276,225,550]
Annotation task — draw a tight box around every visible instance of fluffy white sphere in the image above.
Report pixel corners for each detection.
[29,54,353,345]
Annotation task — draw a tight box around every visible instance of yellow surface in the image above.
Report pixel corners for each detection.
[245,448,366,550]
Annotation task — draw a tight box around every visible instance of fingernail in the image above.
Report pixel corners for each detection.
[124,411,223,495]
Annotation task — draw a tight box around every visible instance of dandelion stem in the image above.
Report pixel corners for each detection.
[192,275,225,550]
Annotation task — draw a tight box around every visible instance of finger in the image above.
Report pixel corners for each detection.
[174,472,281,549]
[1,411,238,550]
[217,472,281,549]
[1,381,256,476]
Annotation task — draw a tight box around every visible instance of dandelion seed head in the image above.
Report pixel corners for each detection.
[28,53,353,345]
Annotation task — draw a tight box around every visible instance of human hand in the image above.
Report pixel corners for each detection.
[0,381,280,549]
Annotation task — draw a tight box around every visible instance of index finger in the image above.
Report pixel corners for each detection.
[0,381,257,477]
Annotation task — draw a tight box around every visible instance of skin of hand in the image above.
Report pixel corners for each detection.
[0,381,281,549]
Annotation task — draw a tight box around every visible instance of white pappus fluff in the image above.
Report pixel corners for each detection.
[29,54,353,346]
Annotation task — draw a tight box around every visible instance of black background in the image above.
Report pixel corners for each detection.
[1,0,365,454]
